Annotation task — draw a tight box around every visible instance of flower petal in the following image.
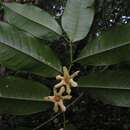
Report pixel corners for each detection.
[66,85,71,95]
[63,66,70,79]
[53,102,59,112]
[43,96,55,103]
[71,71,80,79]
[70,79,78,87]
[58,86,65,96]
[58,100,66,112]
[54,80,65,89]
[56,75,64,80]
[62,95,72,100]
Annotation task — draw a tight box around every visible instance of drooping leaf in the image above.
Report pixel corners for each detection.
[62,0,94,42]
[78,71,130,107]
[0,22,62,77]
[75,23,130,65]
[0,76,52,115]
[3,2,62,41]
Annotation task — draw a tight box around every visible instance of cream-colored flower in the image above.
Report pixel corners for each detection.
[54,66,80,94]
[43,87,72,112]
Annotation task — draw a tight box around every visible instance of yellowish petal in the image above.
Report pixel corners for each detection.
[58,86,65,96]
[53,88,57,96]
[58,100,66,112]
[70,79,78,87]
[71,70,80,79]
[54,80,65,89]
[43,96,55,103]
[63,66,70,79]
[53,102,59,112]
[62,95,72,100]
[56,75,63,80]
[66,85,71,95]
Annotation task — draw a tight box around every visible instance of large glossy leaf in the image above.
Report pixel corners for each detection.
[0,22,62,77]
[3,2,62,41]
[62,0,94,42]
[78,71,130,107]
[75,23,130,65]
[0,76,52,115]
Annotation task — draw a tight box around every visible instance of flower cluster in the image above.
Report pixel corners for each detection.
[43,66,79,112]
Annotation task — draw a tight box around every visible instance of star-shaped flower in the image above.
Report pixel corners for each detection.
[43,87,72,112]
[54,66,80,94]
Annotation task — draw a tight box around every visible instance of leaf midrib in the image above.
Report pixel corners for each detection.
[80,85,130,90]
[74,41,130,62]
[0,96,44,102]
[72,1,81,42]
[4,3,62,36]
[0,41,61,73]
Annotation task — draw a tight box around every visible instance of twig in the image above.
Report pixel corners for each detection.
[33,92,84,130]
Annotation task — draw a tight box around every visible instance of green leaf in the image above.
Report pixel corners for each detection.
[62,0,94,42]
[0,22,62,77]
[75,23,130,65]
[3,2,62,41]
[0,76,52,115]
[78,71,130,107]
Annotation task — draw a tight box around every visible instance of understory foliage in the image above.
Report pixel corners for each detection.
[0,0,130,129]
